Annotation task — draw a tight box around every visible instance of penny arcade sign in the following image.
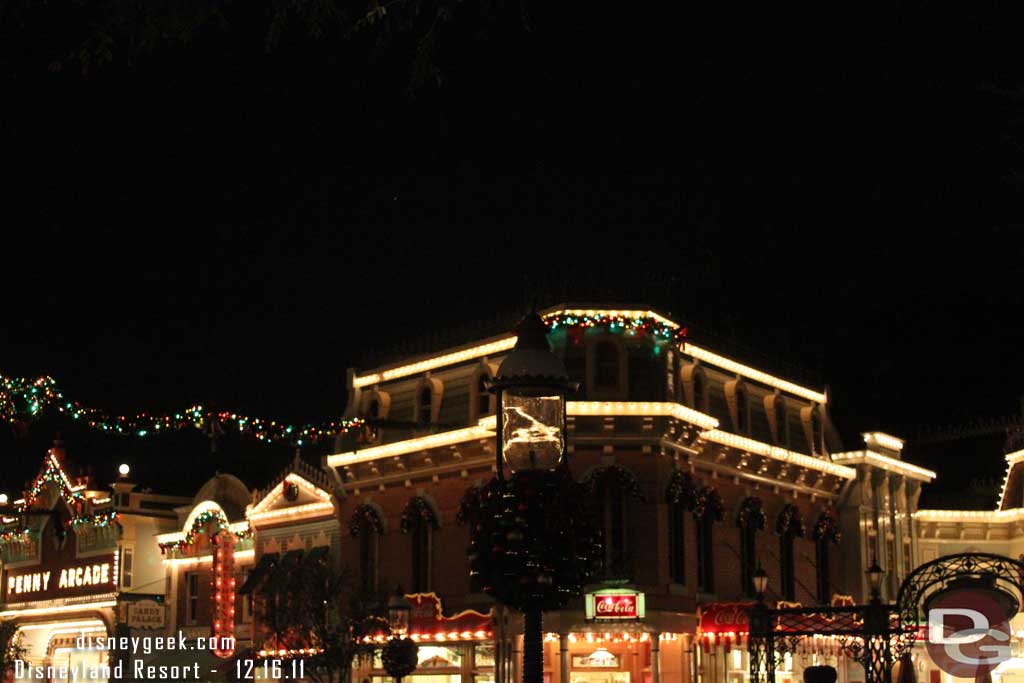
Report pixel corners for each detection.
[4,554,116,602]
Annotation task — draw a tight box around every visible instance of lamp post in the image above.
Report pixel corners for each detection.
[383,589,417,683]
[748,566,774,683]
[866,561,885,603]
[486,312,579,683]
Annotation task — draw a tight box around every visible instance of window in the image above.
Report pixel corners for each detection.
[772,396,787,445]
[902,540,913,579]
[692,370,705,410]
[186,572,200,625]
[475,374,493,419]
[411,520,431,592]
[811,410,823,455]
[668,501,686,584]
[816,538,831,603]
[627,346,652,400]
[367,399,380,419]
[121,547,133,589]
[780,531,796,601]
[740,526,757,597]
[732,383,749,435]
[597,475,628,576]
[418,387,433,425]
[595,342,619,390]
[360,525,379,593]
[696,514,715,592]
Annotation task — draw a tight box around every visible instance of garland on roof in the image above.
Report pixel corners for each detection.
[400,497,439,534]
[0,528,30,543]
[775,504,805,537]
[582,465,646,502]
[22,456,85,510]
[349,504,384,536]
[0,374,363,446]
[70,510,120,530]
[159,509,251,553]
[665,470,699,508]
[737,497,767,531]
[545,312,684,342]
[812,512,841,543]
[693,486,724,521]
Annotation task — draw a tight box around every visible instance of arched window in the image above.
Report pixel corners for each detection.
[586,466,644,578]
[595,342,620,390]
[349,505,384,593]
[777,504,803,602]
[401,498,438,592]
[668,500,686,584]
[418,386,433,425]
[696,512,715,592]
[816,537,830,602]
[736,385,749,434]
[811,409,824,455]
[737,497,765,597]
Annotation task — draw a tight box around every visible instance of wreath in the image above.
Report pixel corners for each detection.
[776,504,805,537]
[665,470,699,509]
[736,496,766,531]
[348,504,384,537]
[693,486,724,521]
[283,482,300,502]
[400,497,439,534]
[583,465,646,502]
[381,637,419,678]
[456,485,483,525]
[812,512,841,543]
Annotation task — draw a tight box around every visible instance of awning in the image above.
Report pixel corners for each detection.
[238,552,278,595]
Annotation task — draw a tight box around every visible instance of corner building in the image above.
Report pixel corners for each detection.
[326,305,931,683]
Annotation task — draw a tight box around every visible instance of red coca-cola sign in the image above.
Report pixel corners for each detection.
[593,593,638,619]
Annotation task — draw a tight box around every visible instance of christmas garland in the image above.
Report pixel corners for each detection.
[665,470,699,508]
[381,637,419,678]
[466,469,603,612]
[736,496,766,531]
[455,485,484,525]
[159,508,250,553]
[582,465,646,502]
[775,504,805,537]
[693,486,724,521]
[812,512,841,543]
[22,456,85,510]
[348,504,384,537]
[0,374,363,446]
[545,312,684,342]
[70,510,120,530]
[399,497,439,534]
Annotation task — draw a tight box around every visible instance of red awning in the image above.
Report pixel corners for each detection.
[407,593,492,639]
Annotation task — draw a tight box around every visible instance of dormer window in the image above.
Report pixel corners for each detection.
[726,380,749,435]
[418,386,433,425]
[595,342,620,390]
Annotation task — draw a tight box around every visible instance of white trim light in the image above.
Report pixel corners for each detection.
[681,343,827,404]
[703,430,855,479]
[862,432,905,452]
[830,451,936,481]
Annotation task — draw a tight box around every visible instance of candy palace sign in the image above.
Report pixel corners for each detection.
[5,555,116,602]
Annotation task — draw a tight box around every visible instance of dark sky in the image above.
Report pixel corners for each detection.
[2,2,1024,496]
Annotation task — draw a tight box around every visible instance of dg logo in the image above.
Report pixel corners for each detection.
[926,588,1013,677]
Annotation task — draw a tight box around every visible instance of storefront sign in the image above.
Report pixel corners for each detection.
[127,600,166,629]
[4,554,116,603]
[585,590,645,620]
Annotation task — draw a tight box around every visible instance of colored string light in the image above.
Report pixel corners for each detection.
[0,375,363,446]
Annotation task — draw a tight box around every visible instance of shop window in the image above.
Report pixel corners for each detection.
[186,572,200,625]
[668,501,686,584]
[696,514,715,593]
[418,386,433,425]
[410,519,432,592]
[816,537,830,603]
[780,532,795,601]
[595,342,620,390]
[740,525,757,597]
[121,546,133,589]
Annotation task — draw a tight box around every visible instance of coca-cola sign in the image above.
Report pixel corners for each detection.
[585,590,645,620]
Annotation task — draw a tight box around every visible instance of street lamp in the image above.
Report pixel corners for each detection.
[487,312,578,683]
[753,565,769,603]
[866,560,885,602]
[491,312,572,473]
[388,590,411,637]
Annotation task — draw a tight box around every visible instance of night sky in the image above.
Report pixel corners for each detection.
[2,2,1023,498]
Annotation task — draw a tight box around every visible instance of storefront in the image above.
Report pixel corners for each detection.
[361,593,494,683]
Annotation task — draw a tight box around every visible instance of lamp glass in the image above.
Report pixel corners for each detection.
[753,569,768,595]
[388,602,410,636]
[867,563,884,594]
[501,392,564,471]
